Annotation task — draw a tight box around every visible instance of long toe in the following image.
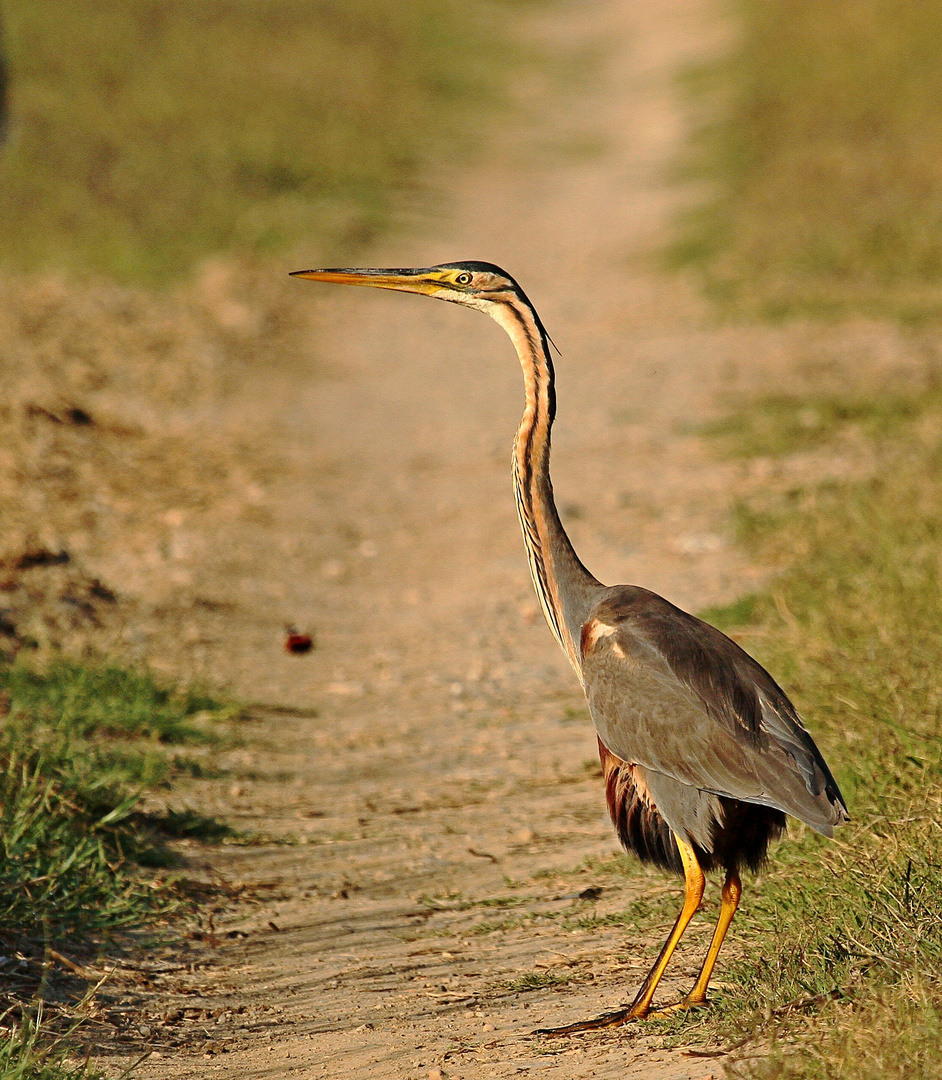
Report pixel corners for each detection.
[647,997,709,1020]
[534,1006,644,1035]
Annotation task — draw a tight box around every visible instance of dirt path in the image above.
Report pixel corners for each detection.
[79,1,908,1077]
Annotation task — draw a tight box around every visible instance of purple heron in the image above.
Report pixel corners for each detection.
[291,262,848,1030]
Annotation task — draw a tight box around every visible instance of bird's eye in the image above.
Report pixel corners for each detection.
[454,272,473,286]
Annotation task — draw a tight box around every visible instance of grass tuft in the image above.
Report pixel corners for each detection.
[2,660,229,743]
[0,658,235,971]
[730,988,942,1079]
[0,658,238,1073]
[0,1010,105,1080]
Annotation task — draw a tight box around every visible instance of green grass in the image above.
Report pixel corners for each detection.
[671,0,942,321]
[0,1,536,285]
[0,1011,105,1080]
[0,660,233,944]
[690,394,942,1074]
[700,388,942,459]
[730,991,942,1080]
[2,661,229,744]
[0,657,237,1076]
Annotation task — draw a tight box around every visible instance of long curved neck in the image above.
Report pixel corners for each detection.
[488,297,603,675]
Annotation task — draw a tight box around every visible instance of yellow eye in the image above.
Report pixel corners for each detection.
[454,272,473,286]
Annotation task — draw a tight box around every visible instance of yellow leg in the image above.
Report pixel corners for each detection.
[534,833,705,1034]
[623,835,705,1018]
[686,868,741,1005]
[649,867,741,1017]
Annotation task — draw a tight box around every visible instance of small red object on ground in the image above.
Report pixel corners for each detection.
[284,627,314,654]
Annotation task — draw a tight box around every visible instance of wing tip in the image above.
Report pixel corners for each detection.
[806,801,850,838]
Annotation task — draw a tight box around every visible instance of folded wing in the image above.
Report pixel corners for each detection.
[581,586,848,836]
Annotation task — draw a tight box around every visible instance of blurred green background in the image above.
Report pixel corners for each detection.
[673,0,942,322]
[0,1,527,284]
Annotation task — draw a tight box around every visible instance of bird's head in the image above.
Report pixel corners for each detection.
[290,261,523,315]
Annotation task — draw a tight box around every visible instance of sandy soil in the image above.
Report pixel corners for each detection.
[2,0,930,1077]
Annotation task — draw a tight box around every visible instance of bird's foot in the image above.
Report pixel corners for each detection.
[647,996,709,1020]
[533,1006,644,1035]
[535,996,710,1034]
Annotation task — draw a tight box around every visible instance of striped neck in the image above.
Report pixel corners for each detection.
[487,296,602,675]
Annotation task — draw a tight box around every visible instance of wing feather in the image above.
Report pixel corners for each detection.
[581,586,847,834]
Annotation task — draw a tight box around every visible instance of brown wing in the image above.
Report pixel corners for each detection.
[580,586,848,836]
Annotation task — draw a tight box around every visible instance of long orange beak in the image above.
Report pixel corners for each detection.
[289,266,443,296]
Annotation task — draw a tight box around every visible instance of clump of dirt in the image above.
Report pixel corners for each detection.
[0,549,117,657]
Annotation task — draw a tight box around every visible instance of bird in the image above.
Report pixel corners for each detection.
[290,261,848,1031]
